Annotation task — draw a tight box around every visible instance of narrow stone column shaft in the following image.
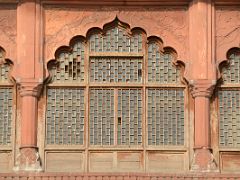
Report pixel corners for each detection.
[190,79,217,172]
[21,95,37,147]
[194,96,210,148]
[14,81,42,172]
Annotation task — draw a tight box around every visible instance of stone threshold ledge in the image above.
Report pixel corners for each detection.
[0,173,240,179]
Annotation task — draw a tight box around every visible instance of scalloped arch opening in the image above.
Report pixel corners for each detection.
[0,46,14,65]
[51,17,180,61]
[0,45,14,83]
[218,47,240,75]
[226,47,240,59]
[47,17,185,83]
[69,35,86,47]
[217,47,240,85]
[54,45,71,58]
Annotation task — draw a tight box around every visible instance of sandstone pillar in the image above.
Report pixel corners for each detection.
[190,80,217,171]
[14,81,42,172]
[13,0,43,171]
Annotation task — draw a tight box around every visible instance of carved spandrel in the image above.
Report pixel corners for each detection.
[44,7,188,62]
[216,8,240,61]
[0,5,17,61]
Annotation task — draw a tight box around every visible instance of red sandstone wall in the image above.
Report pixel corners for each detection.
[0,0,239,176]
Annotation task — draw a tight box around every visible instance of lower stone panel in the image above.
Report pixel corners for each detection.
[0,173,240,179]
[0,151,12,173]
[220,152,240,173]
[44,150,187,173]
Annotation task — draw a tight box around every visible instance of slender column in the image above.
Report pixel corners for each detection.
[14,81,42,172]
[190,79,217,172]
[13,0,43,172]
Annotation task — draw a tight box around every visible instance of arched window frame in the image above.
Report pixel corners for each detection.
[217,47,240,150]
[44,18,188,172]
[0,47,15,172]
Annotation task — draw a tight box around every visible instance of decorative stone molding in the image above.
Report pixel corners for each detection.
[191,148,218,172]
[189,79,217,98]
[18,79,43,98]
[13,147,42,172]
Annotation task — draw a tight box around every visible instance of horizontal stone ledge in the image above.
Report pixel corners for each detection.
[0,173,240,179]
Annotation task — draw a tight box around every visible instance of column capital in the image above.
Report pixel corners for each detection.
[189,79,216,98]
[17,78,43,98]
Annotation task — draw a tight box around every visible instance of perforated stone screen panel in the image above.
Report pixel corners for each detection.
[117,89,142,145]
[148,42,180,84]
[222,53,240,84]
[90,57,142,83]
[147,89,184,145]
[219,90,240,147]
[0,63,10,83]
[46,19,185,149]
[89,89,115,145]
[50,41,85,83]
[0,88,12,145]
[89,26,143,53]
[46,88,85,145]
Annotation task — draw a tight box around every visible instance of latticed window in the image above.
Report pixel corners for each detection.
[0,49,13,146]
[46,39,86,145]
[219,49,240,148]
[45,19,186,172]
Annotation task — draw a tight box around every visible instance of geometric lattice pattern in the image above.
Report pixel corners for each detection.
[46,19,185,148]
[46,88,85,145]
[148,42,180,84]
[89,89,115,145]
[222,53,240,84]
[219,90,240,147]
[147,89,184,145]
[50,41,85,83]
[90,58,142,83]
[117,89,142,145]
[0,88,13,145]
[89,26,143,53]
[0,63,10,83]
[0,51,10,83]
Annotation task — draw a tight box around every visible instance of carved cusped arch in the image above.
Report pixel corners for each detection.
[0,46,14,84]
[216,47,240,148]
[218,47,240,84]
[147,36,185,85]
[46,18,186,84]
[47,36,86,84]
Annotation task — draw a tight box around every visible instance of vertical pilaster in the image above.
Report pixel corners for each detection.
[14,81,42,172]
[189,0,218,172]
[14,0,43,172]
[190,80,217,171]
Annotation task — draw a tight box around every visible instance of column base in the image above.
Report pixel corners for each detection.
[191,148,218,172]
[13,147,43,172]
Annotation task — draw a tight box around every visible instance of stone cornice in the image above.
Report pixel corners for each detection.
[189,79,217,98]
